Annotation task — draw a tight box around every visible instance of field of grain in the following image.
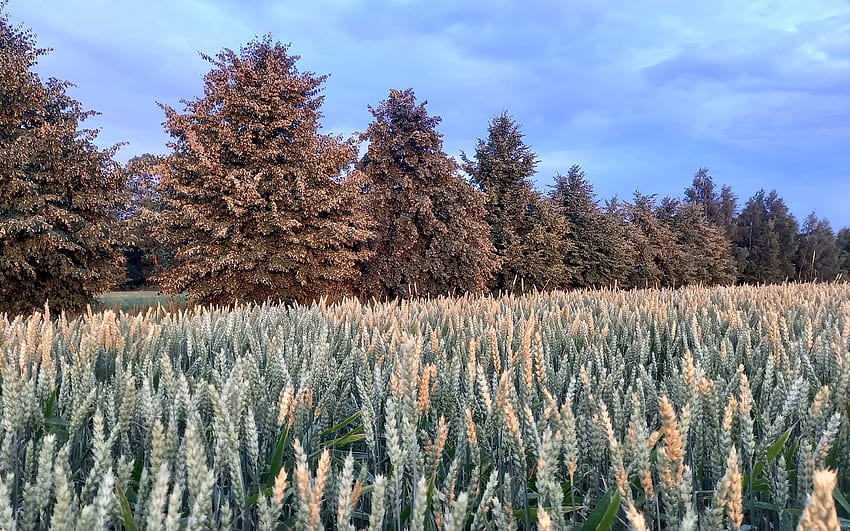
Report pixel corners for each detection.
[0,284,848,530]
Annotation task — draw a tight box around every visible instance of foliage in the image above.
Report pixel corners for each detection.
[619,193,681,288]
[154,37,372,305]
[794,213,841,282]
[838,228,850,279]
[550,165,634,288]
[735,189,799,284]
[683,167,737,237]
[463,112,570,292]
[121,154,174,288]
[1,284,848,529]
[657,197,737,286]
[0,6,126,315]
[357,88,497,299]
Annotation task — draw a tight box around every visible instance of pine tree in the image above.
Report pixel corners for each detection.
[0,6,126,315]
[358,89,497,299]
[735,189,799,284]
[794,213,840,282]
[549,165,631,288]
[154,38,372,305]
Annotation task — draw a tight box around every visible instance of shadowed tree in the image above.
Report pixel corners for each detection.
[684,167,737,236]
[463,112,569,291]
[657,197,736,286]
[154,38,372,305]
[121,154,173,288]
[358,89,497,299]
[837,228,850,279]
[683,168,741,275]
[794,213,840,282]
[735,189,798,284]
[549,165,632,288]
[503,197,571,292]
[621,193,681,288]
[0,6,126,315]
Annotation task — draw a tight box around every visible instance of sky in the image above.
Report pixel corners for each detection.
[7,0,850,228]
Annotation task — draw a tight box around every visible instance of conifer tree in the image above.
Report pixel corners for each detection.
[657,198,736,286]
[735,189,799,284]
[503,197,571,292]
[463,112,569,291]
[621,193,680,288]
[683,168,737,235]
[0,6,126,314]
[358,89,497,299]
[155,38,372,304]
[683,168,739,276]
[794,213,840,282]
[550,165,632,288]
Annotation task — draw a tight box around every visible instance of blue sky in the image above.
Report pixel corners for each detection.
[8,0,850,228]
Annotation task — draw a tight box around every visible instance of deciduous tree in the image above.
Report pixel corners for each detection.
[121,154,172,288]
[837,228,850,279]
[155,38,372,305]
[794,213,840,282]
[0,6,126,314]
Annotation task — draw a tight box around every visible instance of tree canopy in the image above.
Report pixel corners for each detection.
[154,37,372,305]
[0,7,126,314]
[357,89,497,299]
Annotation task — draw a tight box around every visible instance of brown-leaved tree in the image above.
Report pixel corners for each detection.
[358,89,497,299]
[155,38,372,305]
[0,6,126,315]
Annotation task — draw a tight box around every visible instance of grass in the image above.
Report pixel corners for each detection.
[96,290,187,313]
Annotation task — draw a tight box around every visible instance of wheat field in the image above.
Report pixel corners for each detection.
[0,284,848,530]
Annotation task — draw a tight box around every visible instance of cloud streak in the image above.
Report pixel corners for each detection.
[8,0,850,226]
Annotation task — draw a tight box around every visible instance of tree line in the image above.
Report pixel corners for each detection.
[2,13,848,314]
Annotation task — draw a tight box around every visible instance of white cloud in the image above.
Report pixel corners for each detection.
[6,0,850,225]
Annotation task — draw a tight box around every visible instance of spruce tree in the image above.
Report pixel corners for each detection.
[621,193,680,288]
[358,89,497,299]
[735,189,799,284]
[683,168,739,276]
[503,197,571,292]
[550,165,631,288]
[463,112,569,291]
[683,167,737,236]
[657,198,736,286]
[155,38,372,304]
[0,7,126,314]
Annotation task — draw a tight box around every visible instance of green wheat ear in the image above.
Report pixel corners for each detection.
[0,284,847,528]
